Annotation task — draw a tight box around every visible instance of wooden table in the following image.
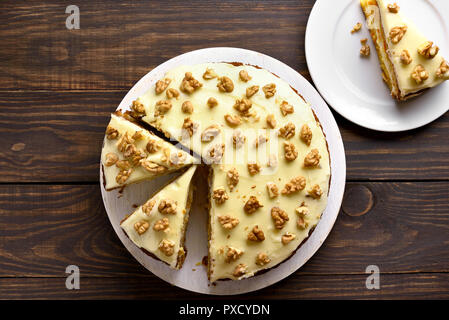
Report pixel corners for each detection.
[1,0,448,299]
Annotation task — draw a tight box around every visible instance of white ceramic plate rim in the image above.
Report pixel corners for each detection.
[305,0,449,132]
[100,47,346,295]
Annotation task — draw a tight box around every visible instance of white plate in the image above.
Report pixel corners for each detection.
[306,0,449,132]
[100,47,346,295]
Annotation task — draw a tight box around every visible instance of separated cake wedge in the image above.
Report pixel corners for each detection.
[361,0,449,100]
[120,165,197,269]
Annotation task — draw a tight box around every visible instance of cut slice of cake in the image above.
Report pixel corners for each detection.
[361,0,449,100]
[120,165,197,269]
[131,62,331,282]
[101,113,195,190]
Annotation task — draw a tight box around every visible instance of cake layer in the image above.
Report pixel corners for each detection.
[101,113,195,190]
[120,165,197,269]
[132,62,331,282]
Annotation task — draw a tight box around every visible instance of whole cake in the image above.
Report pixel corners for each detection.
[361,0,449,100]
[125,62,331,282]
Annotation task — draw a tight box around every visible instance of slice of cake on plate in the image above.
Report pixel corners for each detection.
[101,112,195,190]
[132,62,331,282]
[360,0,449,100]
[120,165,197,269]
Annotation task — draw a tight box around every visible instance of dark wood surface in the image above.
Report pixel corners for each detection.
[0,0,448,299]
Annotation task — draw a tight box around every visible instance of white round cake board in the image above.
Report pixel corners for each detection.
[100,47,346,295]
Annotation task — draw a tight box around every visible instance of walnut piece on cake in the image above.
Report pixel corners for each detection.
[300,124,312,146]
[233,263,247,277]
[283,142,298,161]
[116,168,132,184]
[282,233,296,244]
[153,217,169,231]
[411,65,429,84]
[142,199,156,215]
[217,76,234,93]
[400,50,412,65]
[207,97,218,108]
[225,247,243,263]
[308,184,323,199]
[155,78,171,94]
[212,187,229,204]
[247,163,261,175]
[104,153,118,166]
[227,168,239,191]
[271,207,289,229]
[182,117,198,137]
[166,88,180,99]
[296,205,309,229]
[256,253,271,266]
[247,226,265,242]
[246,85,259,98]
[279,122,296,139]
[232,130,246,149]
[389,26,407,44]
[141,160,167,174]
[266,182,279,198]
[146,139,161,153]
[181,101,194,114]
[239,70,252,82]
[387,3,400,13]
[203,68,217,80]
[159,239,175,256]
[280,101,294,116]
[418,41,439,59]
[244,196,263,214]
[282,176,306,195]
[158,199,177,215]
[106,125,119,140]
[218,215,239,230]
[134,220,150,235]
[233,98,252,116]
[154,100,172,117]
[437,60,449,78]
[201,124,220,142]
[304,149,321,168]
[266,114,276,128]
[180,72,203,93]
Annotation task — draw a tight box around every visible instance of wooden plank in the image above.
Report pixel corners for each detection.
[0,273,448,299]
[0,0,313,90]
[1,91,448,182]
[0,182,448,278]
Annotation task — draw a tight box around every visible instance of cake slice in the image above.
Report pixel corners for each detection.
[361,0,449,100]
[120,165,197,269]
[101,113,195,190]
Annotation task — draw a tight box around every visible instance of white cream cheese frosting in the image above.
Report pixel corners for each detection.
[133,62,331,282]
[101,113,195,190]
[120,165,197,269]
[362,0,449,100]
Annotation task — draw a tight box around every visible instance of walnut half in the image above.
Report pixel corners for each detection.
[271,207,289,229]
[247,226,265,242]
[418,41,439,59]
[244,196,263,214]
[389,25,407,44]
[411,65,429,84]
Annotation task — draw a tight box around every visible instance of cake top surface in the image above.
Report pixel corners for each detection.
[133,62,331,281]
[120,165,197,268]
[368,0,448,95]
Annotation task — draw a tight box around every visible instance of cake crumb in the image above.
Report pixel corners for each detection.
[351,22,362,33]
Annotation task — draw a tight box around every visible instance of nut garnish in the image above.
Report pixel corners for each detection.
[207,144,225,164]
[129,148,146,166]
[218,215,239,230]
[203,68,217,80]
[262,83,276,98]
[207,97,218,108]
[201,124,221,142]
[158,239,175,256]
[436,60,449,78]
[166,88,180,99]
[253,135,268,149]
[146,139,161,153]
[247,226,265,242]
[153,217,169,231]
[256,253,271,266]
[304,148,321,167]
[141,160,167,174]
[132,131,144,141]
[116,159,131,170]
[389,26,407,44]
[278,122,296,139]
[233,98,252,116]
[247,163,261,175]
[180,72,203,94]
[282,176,306,195]
[182,117,198,137]
[227,168,239,191]
[106,126,119,140]
[142,199,156,215]
[116,168,132,184]
[239,70,252,82]
[283,142,298,161]
[271,207,289,229]
[296,205,309,229]
[244,196,263,213]
[158,199,177,215]
[131,100,146,116]
[280,101,294,116]
[387,3,399,13]
[224,114,242,127]
[418,41,439,59]
[282,233,296,244]
[300,124,312,145]
[400,50,412,65]
[212,187,229,204]
[233,263,247,277]
[266,114,276,128]
[267,154,278,168]
[181,101,194,114]
[360,38,370,57]
[154,100,172,117]
[351,22,362,33]
[266,182,279,198]
[104,153,118,166]
[134,220,150,235]
[246,85,259,98]
[308,184,323,199]
[411,65,429,84]
[232,130,246,148]
[155,78,171,94]
[225,247,243,263]
[217,76,234,93]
